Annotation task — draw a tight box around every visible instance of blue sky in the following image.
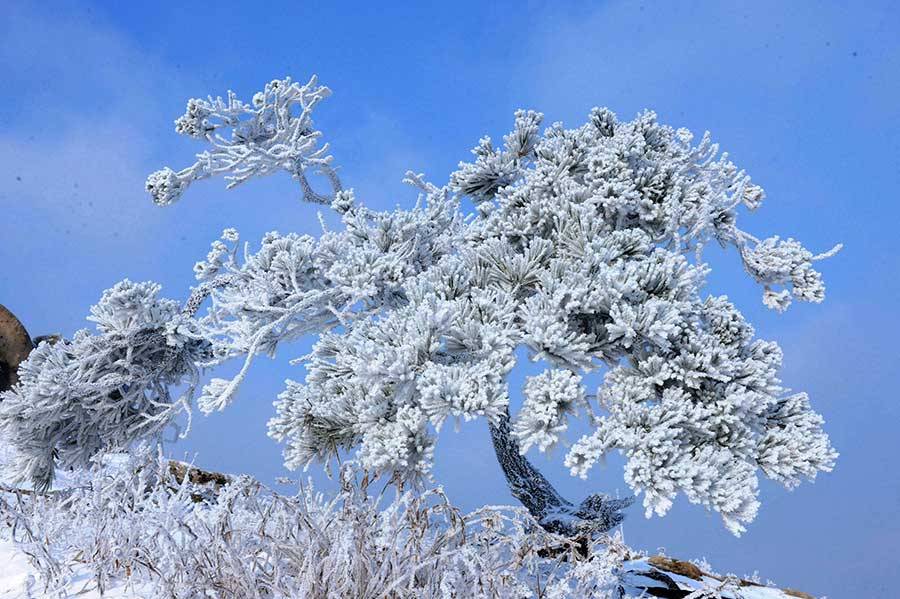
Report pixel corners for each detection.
[2,1,898,596]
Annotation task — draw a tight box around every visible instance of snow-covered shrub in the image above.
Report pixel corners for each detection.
[1,447,632,598]
[0,281,213,491]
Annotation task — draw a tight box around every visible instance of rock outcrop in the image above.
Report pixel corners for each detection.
[623,555,816,598]
[0,304,34,393]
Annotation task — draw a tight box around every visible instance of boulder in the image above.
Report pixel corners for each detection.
[0,304,34,393]
[623,555,818,598]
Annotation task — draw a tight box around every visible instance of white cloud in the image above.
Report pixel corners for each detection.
[0,3,196,329]
[0,2,200,242]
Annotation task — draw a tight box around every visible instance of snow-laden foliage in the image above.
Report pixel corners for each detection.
[0,76,839,536]
[146,75,340,206]
[514,369,585,454]
[0,281,212,491]
[1,447,631,599]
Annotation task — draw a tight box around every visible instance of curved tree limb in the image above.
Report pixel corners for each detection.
[181,273,238,318]
[488,408,634,537]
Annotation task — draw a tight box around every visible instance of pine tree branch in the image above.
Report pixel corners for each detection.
[0,283,236,489]
[181,274,238,318]
[488,407,634,538]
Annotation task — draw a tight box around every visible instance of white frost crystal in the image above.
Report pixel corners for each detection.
[146,76,341,206]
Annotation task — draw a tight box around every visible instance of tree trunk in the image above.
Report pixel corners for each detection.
[488,408,633,538]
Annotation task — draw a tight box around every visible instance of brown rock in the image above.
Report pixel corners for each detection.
[0,304,34,392]
[647,555,706,580]
[642,555,817,598]
[168,461,231,487]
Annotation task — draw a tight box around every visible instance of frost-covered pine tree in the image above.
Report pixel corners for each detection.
[0,76,839,537]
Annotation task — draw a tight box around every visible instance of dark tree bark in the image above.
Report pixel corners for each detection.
[488,408,633,537]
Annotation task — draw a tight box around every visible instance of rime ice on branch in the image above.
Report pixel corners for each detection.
[0,281,216,491]
[0,76,839,536]
[146,75,341,206]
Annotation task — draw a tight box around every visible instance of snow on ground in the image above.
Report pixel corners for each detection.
[0,446,808,598]
[0,540,805,599]
[0,539,35,599]
[0,446,144,598]
[0,540,149,599]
